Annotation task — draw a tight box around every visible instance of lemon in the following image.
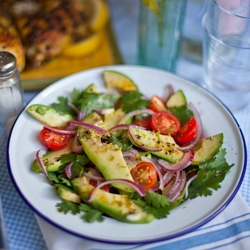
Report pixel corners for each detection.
[61,31,103,58]
[89,0,109,32]
[103,70,138,92]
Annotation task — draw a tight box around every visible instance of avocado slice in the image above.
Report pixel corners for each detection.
[191,133,224,165]
[31,138,73,172]
[27,104,74,127]
[103,70,138,93]
[78,113,134,192]
[83,83,99,94]
[57,186,81,203]
[166,90,187,108]
[103,108,125,129]
[72,177,154,224]
[128,126,184,163]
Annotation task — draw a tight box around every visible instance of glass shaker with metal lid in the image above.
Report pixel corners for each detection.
[0,51,24,126]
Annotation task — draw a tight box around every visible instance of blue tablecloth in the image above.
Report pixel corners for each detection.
[1,1,250,249]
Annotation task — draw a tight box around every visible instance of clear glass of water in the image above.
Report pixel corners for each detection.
[202,0,250,112]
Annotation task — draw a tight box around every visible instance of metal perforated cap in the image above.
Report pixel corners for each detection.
[0,51,16,76]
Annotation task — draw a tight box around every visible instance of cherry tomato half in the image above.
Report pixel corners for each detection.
[174,117,198,145]
[150,111,180,136]
[40,128,71,150]
[130,161,157,190]
[132,116,151,130]
[149,95,167,112]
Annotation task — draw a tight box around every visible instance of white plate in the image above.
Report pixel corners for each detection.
[7,65,246,244]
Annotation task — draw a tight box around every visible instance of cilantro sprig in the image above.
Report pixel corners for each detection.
[132,191,174,219]
[51,88,120,116]
[168,106,193,126]
[119,91,151,113]
[187,148,234,199]
[56,201,104,223]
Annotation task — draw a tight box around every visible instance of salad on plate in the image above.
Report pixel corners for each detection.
[27,70,234,224]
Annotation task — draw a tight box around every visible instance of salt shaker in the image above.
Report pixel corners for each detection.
[0,51,24,127]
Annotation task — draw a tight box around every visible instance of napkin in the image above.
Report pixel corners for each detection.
[36,192,250,250]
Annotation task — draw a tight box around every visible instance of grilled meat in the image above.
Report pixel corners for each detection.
[9,0,92,68]
[1,0,94,69]
[0,9,25,71]
[15,12,72,68]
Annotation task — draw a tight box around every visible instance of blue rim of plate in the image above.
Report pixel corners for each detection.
[6,65,247,244]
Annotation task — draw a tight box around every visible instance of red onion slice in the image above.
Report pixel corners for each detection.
[166,171,182,197]
[123,148,141,169]
[177,102,203,151]
[72,135,83,154]
[169,171,187,202]
[122,148,140,158]
[70,120,107,135]
[43,125,76,136]
[119,109,155,124]
[109,124,130,133]
[128,126,162,152]
[67,102,86,121]
[88,179,146,202]
[163,84,174,103]
[67,101,79,114]
[83,173,105,182]
[36,149,53,185]
[64,124,77,131]
[78,110,87,121]
[157,150,194,171]
[163,171,174,186]
[184,173,198,199]
[65,162,73,180]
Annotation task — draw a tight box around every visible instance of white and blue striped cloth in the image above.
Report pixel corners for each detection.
[36,193,250,250]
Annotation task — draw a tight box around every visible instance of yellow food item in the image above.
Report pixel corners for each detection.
[103,70,138,92]
[61,31,103,58]
[89,0,109,32]
[20,27,121,90]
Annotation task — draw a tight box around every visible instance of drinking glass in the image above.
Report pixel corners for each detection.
[202,0,250,111]
[181,0,209,63]
[137,0,187,72]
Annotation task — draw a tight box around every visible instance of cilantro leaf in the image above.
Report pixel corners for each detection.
[57,174,72,187]
[79,204,104,222]
[60,153,77,165]
[60,153,89,179]
[119,91,151,113]
[199,148,233,173]
[54,183,74,192]
[56,200,79,215]
[79,203,93,212]
[48,172,59,183]
[144,191,170,208]
[70,88,82,106]
[77,92,120,114]
[132,191,171,219]
[51,96,76,116]
[168,106,193,126]
[187,148,234,199]
[143,206,171,219]
[81,209,104,223]
[56,201,104,223]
